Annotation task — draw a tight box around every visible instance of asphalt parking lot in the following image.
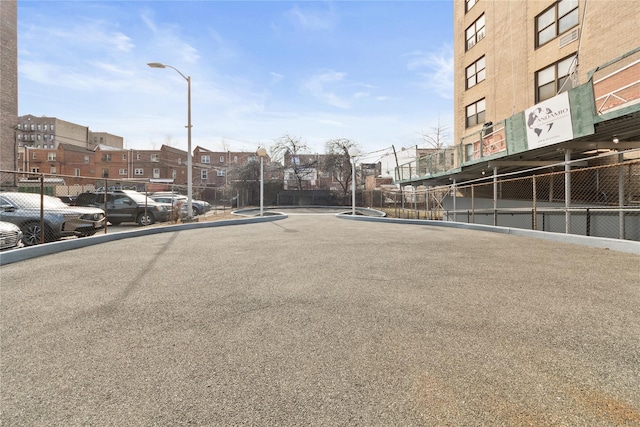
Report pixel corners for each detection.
[1,214,639,426]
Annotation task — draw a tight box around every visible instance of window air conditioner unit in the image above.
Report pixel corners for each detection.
[559,28,579,48]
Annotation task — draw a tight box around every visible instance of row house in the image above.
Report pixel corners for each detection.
[17,143,189,187]
[17,143,269,190]
[192,146,264,187]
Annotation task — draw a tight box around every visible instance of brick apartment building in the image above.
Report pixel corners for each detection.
[453,0,639,164]
[397,0,639,186]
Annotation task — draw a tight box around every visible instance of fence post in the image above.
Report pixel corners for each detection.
[39,174,45,244]
[493,167,498,226]
[426,188,430,219]
[532,175,537,230]
[452,179,457,222]
[564,149,572,234]
[471,185,475,224]
[618,152,625,239]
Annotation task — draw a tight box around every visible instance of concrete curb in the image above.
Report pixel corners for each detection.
[0,214,288,266]
[337,214,640,255]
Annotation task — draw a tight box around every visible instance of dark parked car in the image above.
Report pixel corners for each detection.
[0,192,106,246]
[75,190,171,226]
[0,220,23,250]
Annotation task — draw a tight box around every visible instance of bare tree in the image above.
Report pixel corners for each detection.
[271,135,317,198]
[420,118,451,149]
[227,157,260,205]
[322,138,359,197]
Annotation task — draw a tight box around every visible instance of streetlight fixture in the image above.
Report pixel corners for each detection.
[348,147,360,215]
[147,62,193,219]
[256,147,268,216]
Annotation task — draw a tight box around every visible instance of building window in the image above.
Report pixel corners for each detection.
[30,124,35,131]
[233,156,238,163]
[43,124,48,131]
[153,168,160,178]
[172,170,177,179]
[466,14,485,51]
[136,153,141,160]
[47,152,56,161]
[151,154,159,162]
[536,54,577,102]
[102,169,109,178]
[84,155,89,164]
[31,167,40,173]
[37,134,42,141]
[217,170,226,177]
[102,154,112,162]
[220,155,225,163]
[119,168,128,176]
[74,168,80,177]
[134,168,144,176]
[466,56,486,89]
[465,0,477,13]
[32,152,37,159]
[536,0,578,47]
[178,158,182,165]
[50,125,54,132]
[466,98,486,128]
[201,155,210,164]
[50,167,56,174]
[201,170,208,180]
[37,124,42,131]
[122,153,127,160]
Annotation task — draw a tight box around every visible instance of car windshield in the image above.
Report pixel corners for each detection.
[2,193,68,209]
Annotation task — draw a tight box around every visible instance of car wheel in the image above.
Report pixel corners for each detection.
[192,206,199,217]
[20,222,52,246]
[79,230,98,237]
[137,212,155,226]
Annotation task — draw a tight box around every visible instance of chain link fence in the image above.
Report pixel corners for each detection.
[2,149,639,247]
[0,173,238,247]
[365,149,640,241]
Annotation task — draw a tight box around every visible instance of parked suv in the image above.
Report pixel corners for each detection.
[75,190,171,226]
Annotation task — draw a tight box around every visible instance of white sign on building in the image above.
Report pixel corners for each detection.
[525,92,574,149]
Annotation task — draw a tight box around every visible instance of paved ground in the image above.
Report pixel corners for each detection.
[1,214,639,426]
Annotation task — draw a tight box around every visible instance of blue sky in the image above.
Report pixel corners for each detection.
[18,1,453,162]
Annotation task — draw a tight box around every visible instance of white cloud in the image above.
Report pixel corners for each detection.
[270,72,284,85]
[285,4,337,31]
[406,45,454,100]
[303,70,351,108]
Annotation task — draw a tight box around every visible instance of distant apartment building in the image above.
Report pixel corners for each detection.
[16,115,124,151]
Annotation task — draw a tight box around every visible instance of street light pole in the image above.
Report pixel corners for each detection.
[147,62,193,219]
[256,147,268,217]
[348,147,360,216]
